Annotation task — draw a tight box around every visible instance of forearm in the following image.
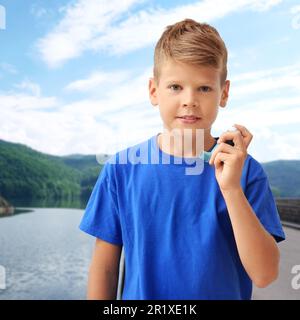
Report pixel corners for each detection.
[221,187,280,288]
[87,263,119,300]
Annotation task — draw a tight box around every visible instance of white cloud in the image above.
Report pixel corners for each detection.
[207,62,300,160]
[0,62,17,74]
[37,0,283,67]
[232,74,300,98]
[213,106,300,161]
[291,4,300,29]
[2,60,300,161]
[14,80,42,96]
[0,80,56,112]
[89,0,283,56]
[0,65,159,156]
[0,92,117,155]
[230,62,300,82]
[250,129,300,162]
[62,66,152,116]
[0,93,57,112]
[229,62,300,100]
[36,0,141,67]
[30,5,48,18]
[290,4,300,14]
[65,70,131,92]
[249,0,282,11]
[214,63,300,138]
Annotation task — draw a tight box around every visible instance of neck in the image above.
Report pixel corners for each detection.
[158,128,216,158]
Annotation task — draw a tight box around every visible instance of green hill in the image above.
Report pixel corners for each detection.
[61,154,110,170]
[0,139,104,202]
[0,139,299,204]
[262,160,300,197]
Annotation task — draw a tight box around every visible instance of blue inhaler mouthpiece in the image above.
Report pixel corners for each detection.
[200,140,234,162]
[201,144,218,162]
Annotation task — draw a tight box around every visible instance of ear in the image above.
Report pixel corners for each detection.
[219,80,230,108]
[148,77,158,106]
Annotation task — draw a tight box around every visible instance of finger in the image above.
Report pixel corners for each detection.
[233,124,249,137]
[214,152,231,170]
[209,142,235,166]
[218,130,245,151]
[233,124,253,148]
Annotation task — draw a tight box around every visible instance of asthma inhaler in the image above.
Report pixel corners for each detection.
[201,127,236,162]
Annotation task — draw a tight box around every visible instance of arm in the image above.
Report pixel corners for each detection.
[221,187,279,288]
[209,126,280,288]
[87,238,122,300]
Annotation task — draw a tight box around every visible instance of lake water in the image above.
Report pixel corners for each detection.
[0,208,95,300]
[1,207,299,300]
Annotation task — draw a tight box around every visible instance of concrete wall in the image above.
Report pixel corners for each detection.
[276,198,300,224]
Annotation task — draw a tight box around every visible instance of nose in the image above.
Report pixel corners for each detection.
[182,89,199,108]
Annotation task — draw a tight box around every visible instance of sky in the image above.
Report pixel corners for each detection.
[0,0,300,162]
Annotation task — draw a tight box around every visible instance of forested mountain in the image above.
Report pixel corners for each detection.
[0,139,103,201]
[1,139,300,202]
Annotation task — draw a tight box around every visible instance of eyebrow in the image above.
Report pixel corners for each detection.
[165,80,215,86]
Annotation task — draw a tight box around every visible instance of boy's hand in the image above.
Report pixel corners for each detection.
[229,124,253,149]
[208,124,253,191]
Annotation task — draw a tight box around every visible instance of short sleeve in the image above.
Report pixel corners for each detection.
[245,160,286,243]
[79,162,123,246]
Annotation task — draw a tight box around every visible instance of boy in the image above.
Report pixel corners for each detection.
[79,19,285,300]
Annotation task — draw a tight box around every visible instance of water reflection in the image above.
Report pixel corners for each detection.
[0,208,94,299]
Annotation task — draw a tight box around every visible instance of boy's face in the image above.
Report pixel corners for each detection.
[149,59,230,135]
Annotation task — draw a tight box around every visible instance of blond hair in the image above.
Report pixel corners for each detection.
[153,18,228,85]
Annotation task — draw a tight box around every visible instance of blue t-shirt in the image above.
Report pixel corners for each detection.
[79,134,285,300]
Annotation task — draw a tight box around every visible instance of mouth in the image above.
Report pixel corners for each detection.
[176,115,201,123]
[177,116,201,120]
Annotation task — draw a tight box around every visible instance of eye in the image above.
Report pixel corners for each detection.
[199,86,212,92]
[169,84,181,91]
